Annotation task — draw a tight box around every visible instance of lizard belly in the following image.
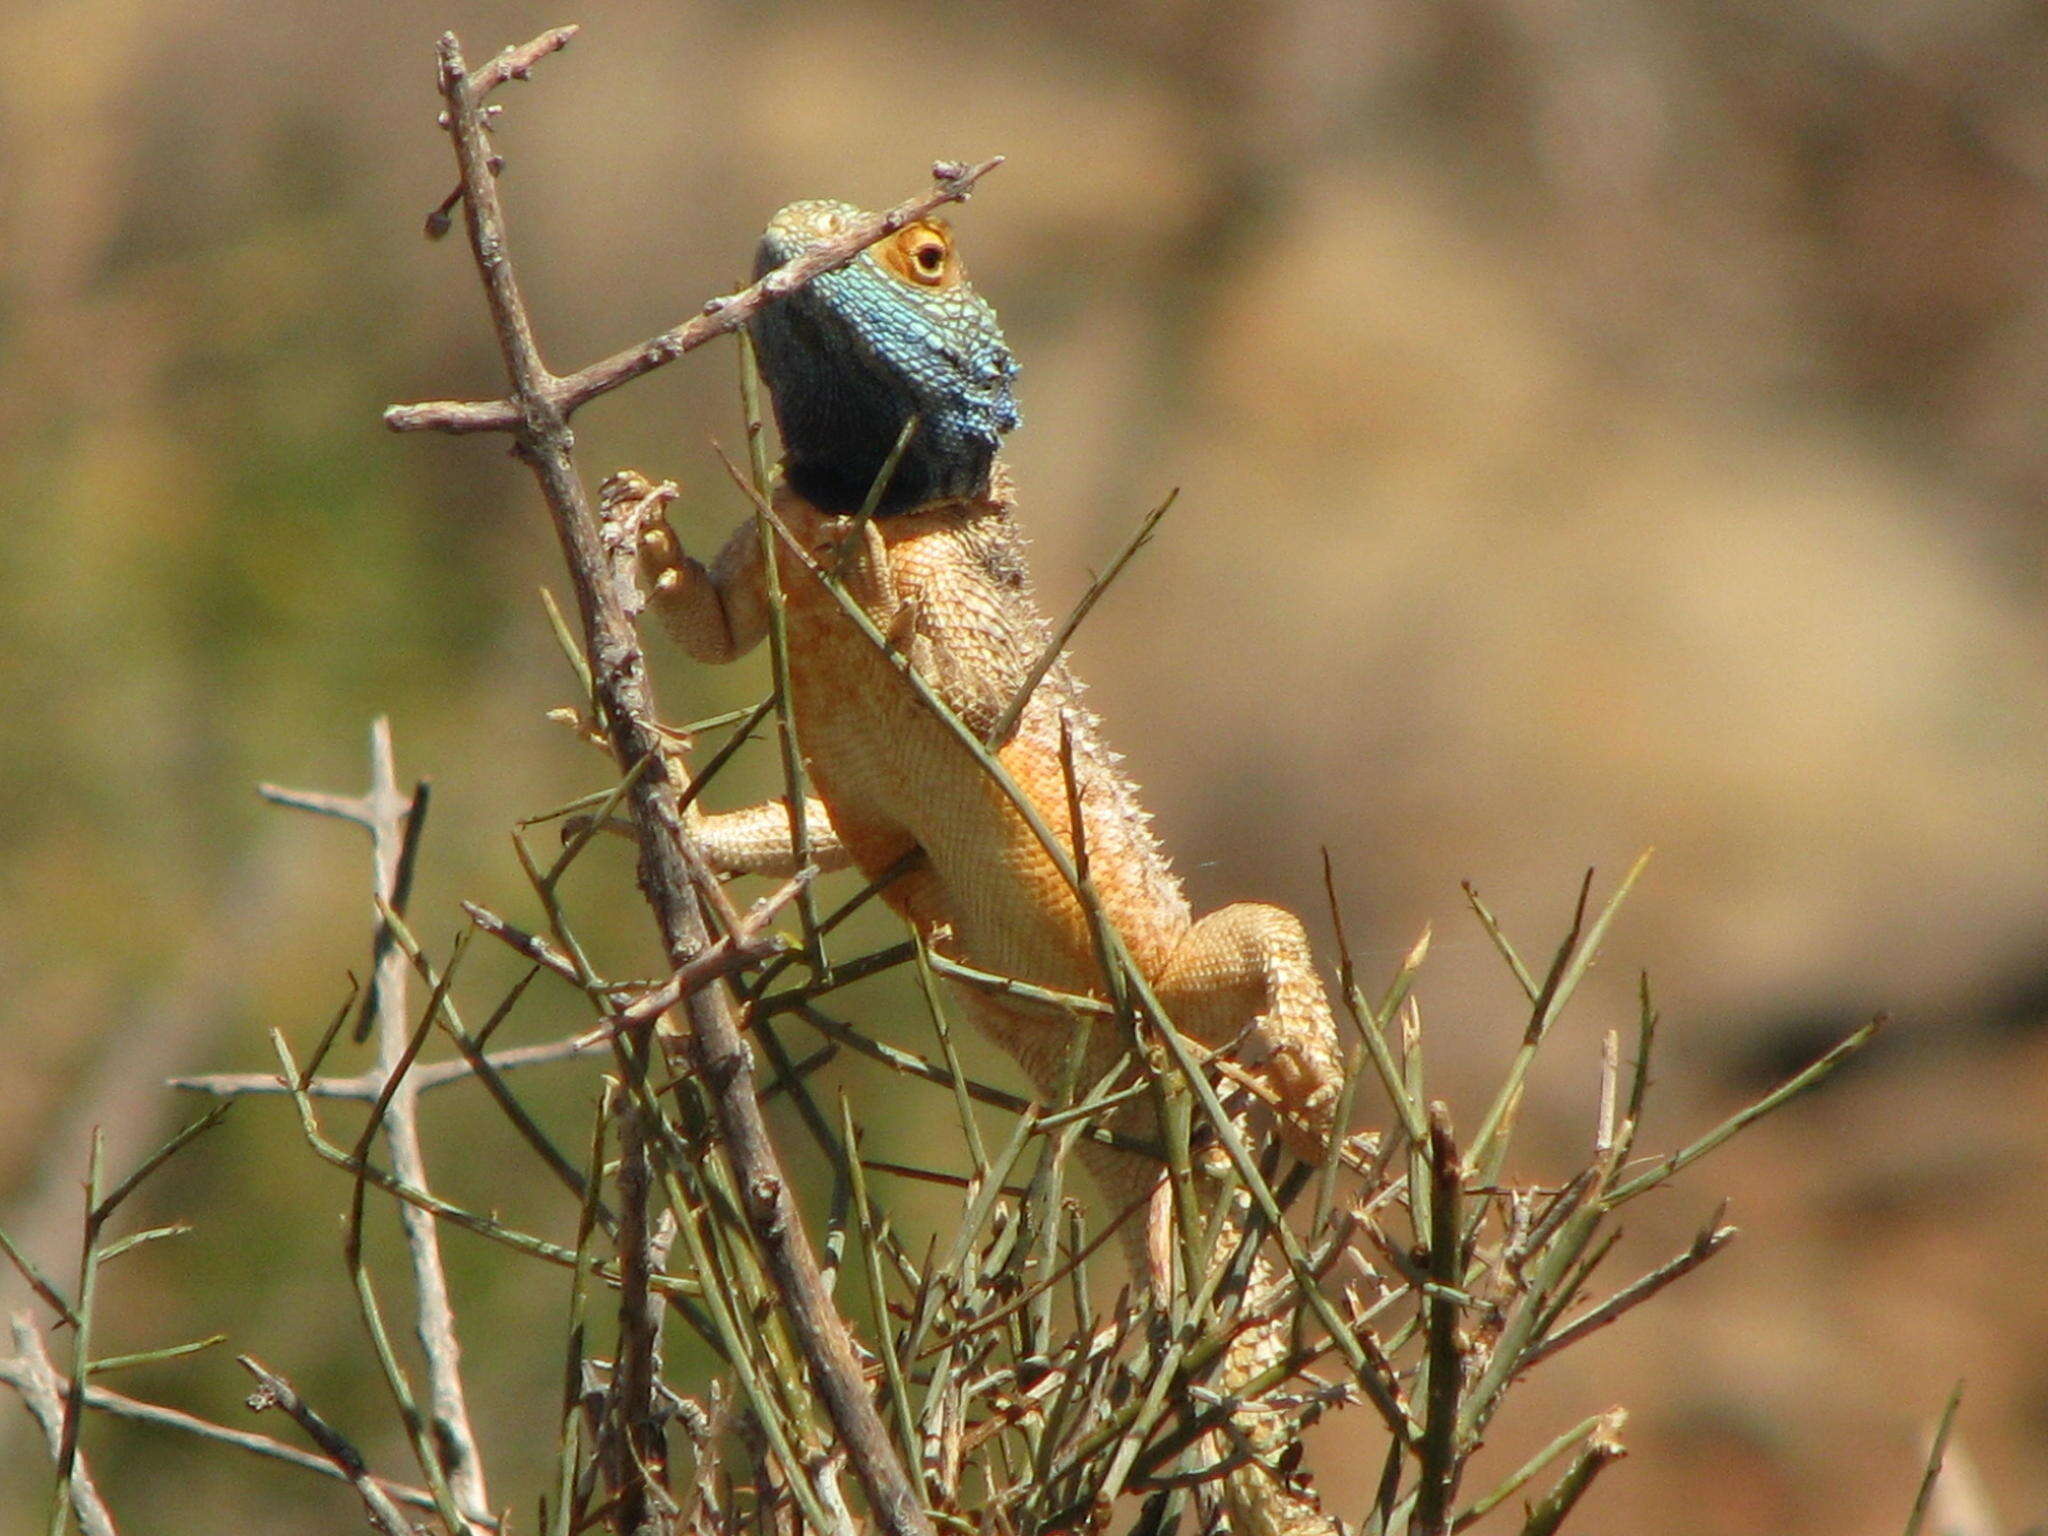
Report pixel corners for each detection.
[786,612,1099,991]
[772,504,1193,1098]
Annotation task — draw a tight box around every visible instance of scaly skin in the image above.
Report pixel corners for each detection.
[615,200,1346,1536]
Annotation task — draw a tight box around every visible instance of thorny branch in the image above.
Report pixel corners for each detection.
[257,717,492,1525]
[5,1316,118,1536]
[401,28,943,1536]
[240,1355,413,1536]
[0,1333,468,1525]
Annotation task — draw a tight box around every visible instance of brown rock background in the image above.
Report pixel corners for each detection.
[4,2,2047,1530]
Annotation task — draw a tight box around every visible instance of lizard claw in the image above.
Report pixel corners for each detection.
[600,469,685,591]
[599,467,672,512]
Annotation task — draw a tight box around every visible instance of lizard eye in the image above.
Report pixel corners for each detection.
[882,221,958,288]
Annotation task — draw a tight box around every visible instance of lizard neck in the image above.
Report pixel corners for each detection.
[769,460,1019,556]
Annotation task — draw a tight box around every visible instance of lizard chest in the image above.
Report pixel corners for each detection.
[773,534,1106,989]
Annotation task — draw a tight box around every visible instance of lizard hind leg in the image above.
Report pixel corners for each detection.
[1153,902,1345,1165]
[1145,905,1347,1536]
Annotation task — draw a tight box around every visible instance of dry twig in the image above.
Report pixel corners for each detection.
[387,136,1000,437]
[239,1355,414,1536]
[4,1315,119,1536]
[0,1342,466,1524]
[259,717,491,1525]
[397,29,945,1536]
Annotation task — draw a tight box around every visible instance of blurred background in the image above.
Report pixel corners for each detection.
[5,0,2048,1530]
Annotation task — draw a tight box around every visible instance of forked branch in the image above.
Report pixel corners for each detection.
[387,42,1002,441]
[400,28,940,1536]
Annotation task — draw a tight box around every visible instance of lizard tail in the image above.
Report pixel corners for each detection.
[1077,1141,1341,1536]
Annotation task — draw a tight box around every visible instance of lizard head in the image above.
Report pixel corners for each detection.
[750,199,1021,516]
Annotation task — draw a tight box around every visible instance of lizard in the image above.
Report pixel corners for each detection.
[608,198,1348,1536]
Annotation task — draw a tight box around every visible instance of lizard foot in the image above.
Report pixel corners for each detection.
[1157,901,1347,1168]
[598,469,685,596]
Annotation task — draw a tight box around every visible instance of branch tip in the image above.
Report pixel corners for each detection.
[386,152,1008,436]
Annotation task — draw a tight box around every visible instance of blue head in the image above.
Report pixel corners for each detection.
[751,199,1020,515]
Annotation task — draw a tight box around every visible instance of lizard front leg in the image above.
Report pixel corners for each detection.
[682,796,852,878]
[602,469,856,878]
[1153,903,1344,1165]
[604,469,774,665]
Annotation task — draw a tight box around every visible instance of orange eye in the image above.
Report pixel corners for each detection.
[881,221,957,287]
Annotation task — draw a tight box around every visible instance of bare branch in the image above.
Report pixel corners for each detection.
[1902,1383,1966,1536]
[423,27,582,239]
[170,1027,608,1100]
[0,1227,75,1327]
[385,154,1004,434]
[239,1355,413,1536]
[0,1341,471,1524]
[466,24,579,97]
[1414,1108,1467,1536]
[602,1101,670,1532]
[985,489,1174,747]
[1516,1410,1627,1536]
[405,30,938,1536]
[263,717,491,1522]
[1522,1213,1736,1369]
[3,1315,119,1536]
